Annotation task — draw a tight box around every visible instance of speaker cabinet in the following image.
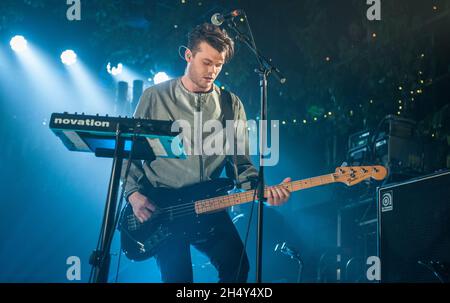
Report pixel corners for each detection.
[378,170,450,282]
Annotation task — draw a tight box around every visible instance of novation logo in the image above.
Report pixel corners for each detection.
[381,190,393,212]
[54,117,110,127]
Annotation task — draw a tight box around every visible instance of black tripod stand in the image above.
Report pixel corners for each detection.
[89,125,127,283]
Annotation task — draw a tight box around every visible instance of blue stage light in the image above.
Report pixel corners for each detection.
[61,50,77,66]
[10,35,28,52]
[153,72,170,84]
[107,62,123,76]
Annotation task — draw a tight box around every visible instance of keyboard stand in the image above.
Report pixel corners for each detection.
[49,113,185,283]
[89,123,138,283]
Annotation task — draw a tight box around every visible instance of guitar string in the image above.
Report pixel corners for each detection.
[124,172,379,234]
[130,171,362,221]
[128,178,332,224]
[125,175,339,228]
[154,176,334,213]
[155,185,271,211]
[128,208,197,227]
[127,196,248,225]
[155,182,296,213]
[124,172,375,243]
[154,189,269,214]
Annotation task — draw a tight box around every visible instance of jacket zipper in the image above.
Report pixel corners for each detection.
[197,95,204,182]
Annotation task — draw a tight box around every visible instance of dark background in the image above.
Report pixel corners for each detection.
[0,0,449,282]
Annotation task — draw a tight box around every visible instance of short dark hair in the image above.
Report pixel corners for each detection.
[187,23,235,62]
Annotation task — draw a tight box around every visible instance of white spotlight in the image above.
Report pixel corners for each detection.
[61,50,77,66]
[10,35,28,52]
[107,62,123,76]
[153,72,170,84]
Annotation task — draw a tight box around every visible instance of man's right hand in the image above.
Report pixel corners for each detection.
[128,192,156,223]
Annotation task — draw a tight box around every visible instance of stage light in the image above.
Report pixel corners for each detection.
[10,35,28,52]
[153,72,170,84]
[303,119,307,124]
[61,50,77,66]
[107,62,123,76]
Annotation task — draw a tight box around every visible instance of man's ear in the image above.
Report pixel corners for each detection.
[185,49,192,62]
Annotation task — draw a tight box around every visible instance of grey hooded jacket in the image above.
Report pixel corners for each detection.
[123,77,258,200]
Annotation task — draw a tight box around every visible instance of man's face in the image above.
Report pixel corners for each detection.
[186,41,225,91]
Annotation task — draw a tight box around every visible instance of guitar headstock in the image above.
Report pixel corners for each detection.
[333,165,387,186]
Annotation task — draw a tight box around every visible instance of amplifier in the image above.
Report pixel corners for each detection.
[377,170,450,282]
[347,115,446,181]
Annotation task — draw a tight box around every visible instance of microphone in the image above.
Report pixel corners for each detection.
[211,9,243,26]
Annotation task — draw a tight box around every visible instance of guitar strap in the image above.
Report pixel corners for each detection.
[220,89,241,189]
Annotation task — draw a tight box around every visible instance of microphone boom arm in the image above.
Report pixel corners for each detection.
[225,16,286,84]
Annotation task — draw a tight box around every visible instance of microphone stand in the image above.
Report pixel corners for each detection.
[225,14,286,283]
